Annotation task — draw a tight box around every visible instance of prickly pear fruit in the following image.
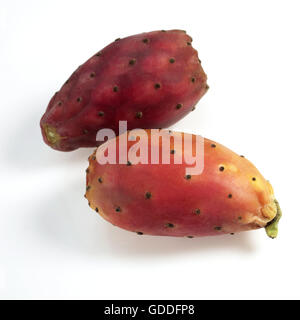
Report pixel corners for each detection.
[40,30,208,151]
[85,130,281,238]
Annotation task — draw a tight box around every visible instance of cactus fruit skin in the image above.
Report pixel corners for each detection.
[85,130,280,238]
[40,30,208,151]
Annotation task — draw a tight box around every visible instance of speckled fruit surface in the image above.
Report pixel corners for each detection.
[40,30,208,151]
[85,130,280,238]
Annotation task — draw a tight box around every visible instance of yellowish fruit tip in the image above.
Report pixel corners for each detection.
[265,199,282,239]
[43,124,61,145]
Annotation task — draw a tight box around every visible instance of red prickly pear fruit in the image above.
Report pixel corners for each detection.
[40,30,208,151]
[85,130,281,239]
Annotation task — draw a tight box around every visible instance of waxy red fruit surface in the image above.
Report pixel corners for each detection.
[40,30,208,151]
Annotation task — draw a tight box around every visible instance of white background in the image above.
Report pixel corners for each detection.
[0,0,299,300]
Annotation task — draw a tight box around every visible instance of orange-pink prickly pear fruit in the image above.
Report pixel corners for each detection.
[85,130,281,238]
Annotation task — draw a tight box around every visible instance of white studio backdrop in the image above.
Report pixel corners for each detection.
[0,0,299,299]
